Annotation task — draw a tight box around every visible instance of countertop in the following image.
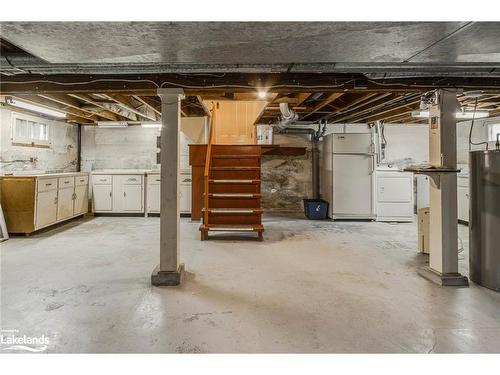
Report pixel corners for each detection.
[1,171,88,178]
[90,169,159,175]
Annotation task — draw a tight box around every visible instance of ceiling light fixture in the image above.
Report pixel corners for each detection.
[411,110,489,119]
[97,121,128,128]
[7,98,66,119]
[141,122,161,128]
[257,91,267,99]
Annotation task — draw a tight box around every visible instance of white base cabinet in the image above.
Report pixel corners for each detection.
[92,173,144,213]
[457,174,469,223]
[146,173,192,215]
[0,172,89,234]
[36,189,58,229]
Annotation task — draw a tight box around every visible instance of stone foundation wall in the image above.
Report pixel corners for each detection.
[261,147,312,213]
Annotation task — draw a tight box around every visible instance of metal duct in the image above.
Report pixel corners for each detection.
[274,103,318,130]
[279,124,326,199]
[276,103,299,130]
[2,54,500,77]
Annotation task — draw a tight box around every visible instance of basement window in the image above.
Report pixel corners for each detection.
[488,123,500,142]
[12,115,51,147]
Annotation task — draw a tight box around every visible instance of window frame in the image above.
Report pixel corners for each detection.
[11,113,52,147]
[488,122,500,142]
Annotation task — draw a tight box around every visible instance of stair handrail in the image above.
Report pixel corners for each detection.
[203,102,217,225]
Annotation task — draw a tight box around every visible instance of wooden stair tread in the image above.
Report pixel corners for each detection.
[210,166,260,170]
[202,208,263,214]
[212,154,260,159]
[200,224,264,232]
[205,193,262,198]
[209,179,260,184]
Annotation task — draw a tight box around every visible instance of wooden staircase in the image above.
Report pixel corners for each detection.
[200,104,264,241]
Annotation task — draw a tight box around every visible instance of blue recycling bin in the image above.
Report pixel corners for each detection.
[303,199,329,220]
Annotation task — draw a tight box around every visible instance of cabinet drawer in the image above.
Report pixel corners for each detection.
[37,178,58,192]
[148,175,161,185]
[75,175,89,186]
[93,175,112,184]
[123,175,142,185]
[58,176,75,189]
[457,176,469,188]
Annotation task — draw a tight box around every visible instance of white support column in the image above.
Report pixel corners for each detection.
[151,88,185,286]
[419,89,468,286]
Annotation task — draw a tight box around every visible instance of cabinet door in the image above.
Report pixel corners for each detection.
[36,190,58,229]
[180,183,192,213]
[57,187,74,221]
[147,183,161,213]
[74,185,89,215]
[93,185,113,211]
[123,184,143,212]
[457,185,469,222]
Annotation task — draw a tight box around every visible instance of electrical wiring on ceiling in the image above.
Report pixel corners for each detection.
[468,97,490,151]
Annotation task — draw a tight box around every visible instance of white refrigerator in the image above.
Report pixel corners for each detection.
[320,133,376,220]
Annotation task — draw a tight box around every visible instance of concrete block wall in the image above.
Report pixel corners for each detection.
[0,107,78,173]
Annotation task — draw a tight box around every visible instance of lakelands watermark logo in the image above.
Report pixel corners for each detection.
[1,329,49,352]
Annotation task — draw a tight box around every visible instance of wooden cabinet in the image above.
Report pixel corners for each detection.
[180,175,192,214]
[91,173,144,213]
[36,189,58,228]
[57,184,75,221]
[92,184,112,211]
[146,174,161,214]
[74,175,89,215]
[74,184,89,215]
[0,173,89,234]
[146,173,191,215]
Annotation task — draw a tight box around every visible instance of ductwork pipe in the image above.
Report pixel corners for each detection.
[275,103,299,130]
[278,126,325,199]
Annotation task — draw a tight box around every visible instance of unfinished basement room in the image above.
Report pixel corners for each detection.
[1,12,500,367]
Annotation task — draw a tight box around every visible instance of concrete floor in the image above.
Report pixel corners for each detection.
[1,215,500,353]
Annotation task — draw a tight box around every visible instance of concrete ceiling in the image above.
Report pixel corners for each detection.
[1,22,499,66]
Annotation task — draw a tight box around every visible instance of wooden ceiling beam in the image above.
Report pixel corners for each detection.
[355,99,421,123]
[102,94,156,121]
[38,93,118,121]
[67,93,123,121]
[12,94,101,122]
[253,93,280,124]
[326,93,395,123]
[301,92,344,120]
[320,93,382,122]
[132,95,161,116]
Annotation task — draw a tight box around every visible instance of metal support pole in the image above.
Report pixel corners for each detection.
[151,88,185,286]
[312,137,320,199]
[418,89,468,286]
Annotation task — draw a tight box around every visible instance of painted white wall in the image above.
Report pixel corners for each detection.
[322,123,428,164]
[81,125,160,171]
[322,118,500,166]
[81,117,206,171]
[0,107,78,173]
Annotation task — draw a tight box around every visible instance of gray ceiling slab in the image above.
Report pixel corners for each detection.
[409,22,500,63]
[1,22,484,65]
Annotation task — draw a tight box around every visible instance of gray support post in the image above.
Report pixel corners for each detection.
[418,89,468,286]
[151,88,185,286]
